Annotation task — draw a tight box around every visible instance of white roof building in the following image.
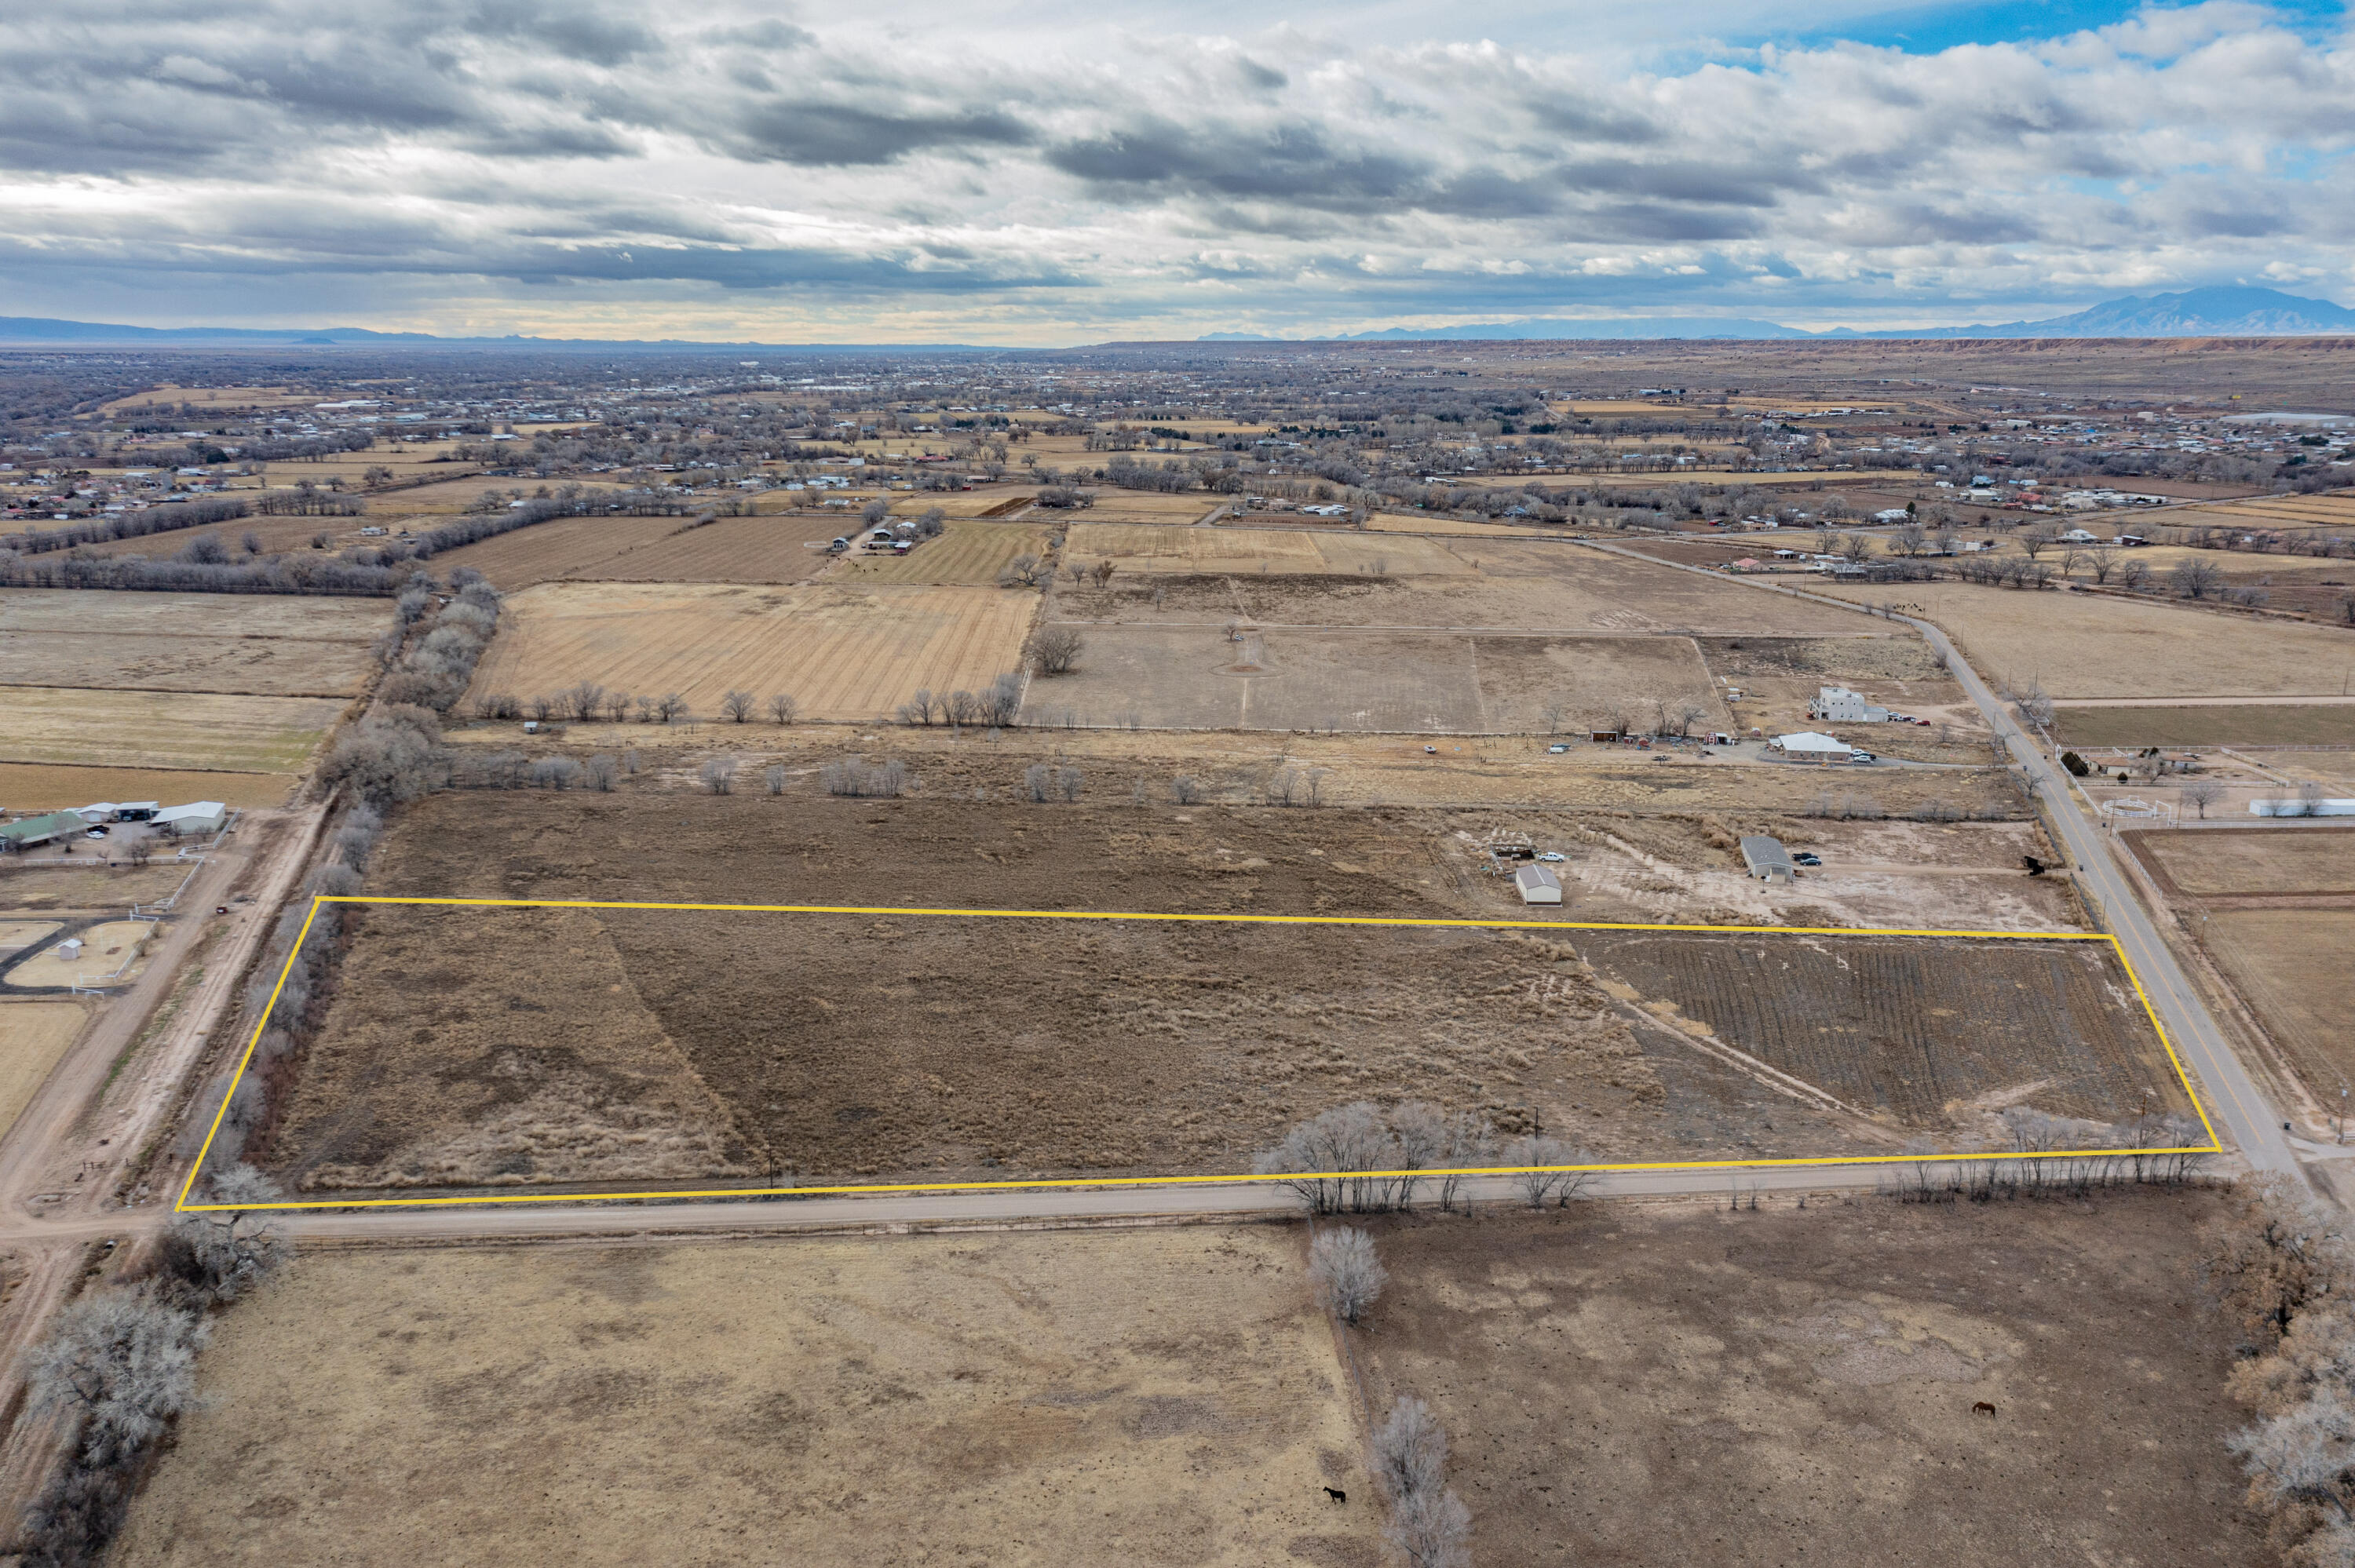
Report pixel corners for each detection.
[1810,686,1889,724]
[1774,731,1851,758]
[1513,864,1563,905]
[154,801,227,837]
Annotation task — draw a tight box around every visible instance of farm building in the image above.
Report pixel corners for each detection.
[1773,731,1852,761]
[1740,836,1797,883]
[1513,864,1563,905]
[71,802,159,825]
[0,811,85,851]
[1809,686,1889,724]
[153,801,227,837]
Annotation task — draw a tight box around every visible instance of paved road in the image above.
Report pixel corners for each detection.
[1583,538,2295,1176]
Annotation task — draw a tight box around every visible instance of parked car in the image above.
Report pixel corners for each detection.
[1793,852,1823,867]
[1849,750,1876,764]
[1546,743,1568,754]
[1536,851,1566,862]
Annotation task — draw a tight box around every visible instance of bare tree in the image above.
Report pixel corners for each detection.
[584,753,619,792]
[1024,764,1053,802]
[530,757,582,790]
[567,680,605,723]
[1091,559,1116,588]
[655,692,688,724]
[1371,1396,1471,1567]
[768,692,798,727]
[721,690,756,724]
[2019,523,2058,560]
[699,757,736,794]
[2086,545,2118,584]
[160,1165,288,1307]
[1676,702,1708,738]
[820,759,909,798]
[2172,557,2225,600]
[764,764,787,796]
[2119,557,2153,593]
[1388,1486,1473,1568]
[27,1288,206,1469]
[998,552,1049,588]
[1171,775,1201,804]
[1033,626,1084,676]
[621,748,641,776]
[1502,1133,1590,1207]
[1309,1227,1387,1326]
[604,690,633,724]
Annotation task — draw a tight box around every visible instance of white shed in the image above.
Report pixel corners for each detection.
[1740,835,1797,883]
[1513,864,1563,905]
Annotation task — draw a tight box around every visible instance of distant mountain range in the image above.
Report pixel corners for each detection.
[0,317,1001,351]
[1201,286,2355,343]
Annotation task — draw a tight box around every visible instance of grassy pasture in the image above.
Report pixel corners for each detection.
[0,1001,86,1140]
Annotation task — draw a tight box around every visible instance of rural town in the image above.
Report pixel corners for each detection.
[4,2,2355,1564]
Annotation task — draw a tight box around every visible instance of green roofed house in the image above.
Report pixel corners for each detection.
[0,811,86,851]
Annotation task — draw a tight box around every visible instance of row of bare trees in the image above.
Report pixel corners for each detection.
[896,673,1024,729]
[1255,1102,1591,1214]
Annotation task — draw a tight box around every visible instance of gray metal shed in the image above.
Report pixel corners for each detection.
[1740,835,1796,883]
[1513,864,1563,905]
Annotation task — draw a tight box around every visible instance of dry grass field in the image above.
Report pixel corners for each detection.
[2054,703,2355,747]
[560,512,850,585]
[1068,523,1473,576]
[0,630,374,698]
[0,862,194,913]
[1356,1193,2265,1567]
[0,688,346,774]
[1049,542,1877,636]
[1024,627,1722,734]
[0,589,386,644]
[1568,930,2182,1130]
[0,763,290,811]
[0,1001,86,1137]
[117,1227,1374,1568]
[1813,580,2355,698]
[261,793,2134,1194]
[835,520,1052,585]
[415,512,685,587]
[1364,512,1564,538]
[0,922,60,963]
[2129,829,2355,1106]
[465,582,1037,721]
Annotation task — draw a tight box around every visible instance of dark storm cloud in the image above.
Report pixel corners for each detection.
[711,100,1036,166]
[1047,120,1433,210]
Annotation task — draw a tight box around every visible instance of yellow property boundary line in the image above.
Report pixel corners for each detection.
[177,897,2224,1213]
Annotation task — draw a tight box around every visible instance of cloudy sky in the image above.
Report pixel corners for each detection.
[5,0,2351,342]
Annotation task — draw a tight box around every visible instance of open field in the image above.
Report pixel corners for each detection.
[416,512,687,587]
[1364,512,1564,538]
[260,794,2129,1192]
[0,687,345,774]
[1568,930,2181,1129]
[1356,1192,2264,1566]
[464,582,1038,721]
[0,762,291,811]
[0,922,59,962]
[2054,703,2355,747]
[1812,580,2355,698]
[0,861,196,913]
[1067,522,1474,577]
[0,1001,86,1138]
[2136,826,2355,899]
[1050,544,1880,635]
[0,589,385,697]
[835,520,1052,585]
[1024,628,1722,734]
[559,512,851,585]
[118,1227,1373,1568]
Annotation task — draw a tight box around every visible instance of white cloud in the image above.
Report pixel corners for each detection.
[0,1,2346,341]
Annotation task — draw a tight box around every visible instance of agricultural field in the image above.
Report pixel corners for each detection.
[0,861,196,914]
[1356,1193,2265,1566]
[1566,930,2183,1131]
[1049,539,1878,635]
[834,520,1051,585]
[0,763,290,811]
[1022,627,1722,735]
[415,512,685,587]
[0,687,347,774]
[0,1001,87,1137]
[0,629,374,698]
[2130,828,2355,1108]
[555,512,849,585]
[2054,702,2355,748]
[1067,522,1474,577]
[1813,580,2355,698]
[117,1227,1372,1568]
[463,582,1037,722]
[254,793,2123,1195]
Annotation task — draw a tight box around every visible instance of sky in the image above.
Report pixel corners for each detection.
[4,0,2353,344]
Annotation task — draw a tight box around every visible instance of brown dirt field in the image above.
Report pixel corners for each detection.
[1568,931,2182,1130]
[2137,826,2355,898]
[0,1001,85,1138]
[463,582,1038,721]
[1050,549,1881,636]
[2055,705,2355,747]
[1023,628,1722,735]
[834,520,1051,585]
[1068,523,1473,577]
[417,512,704,588]
[0,860,198,914]
[1813,580,2355,698]
[0,687,345,773]
[0,762,291,811]
[0,589,387,643]
[559,512,851,585]
[2201,909,2355,1099]
[1354,1192,2266,1567]
[0,630,374,698]
[268,793,2117,1191]
[115,1227,1376,1568]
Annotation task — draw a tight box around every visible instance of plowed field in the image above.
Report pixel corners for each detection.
[834,521,1050,585]
[464,582,1036,720]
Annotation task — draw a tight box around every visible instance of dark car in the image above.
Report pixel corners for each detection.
[1793,852,1823,867]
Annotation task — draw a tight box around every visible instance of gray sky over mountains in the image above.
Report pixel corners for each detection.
[5,1,2350,341]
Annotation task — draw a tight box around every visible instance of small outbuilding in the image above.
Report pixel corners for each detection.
[1740,835,1797,884]
[1513,864,1563,905]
